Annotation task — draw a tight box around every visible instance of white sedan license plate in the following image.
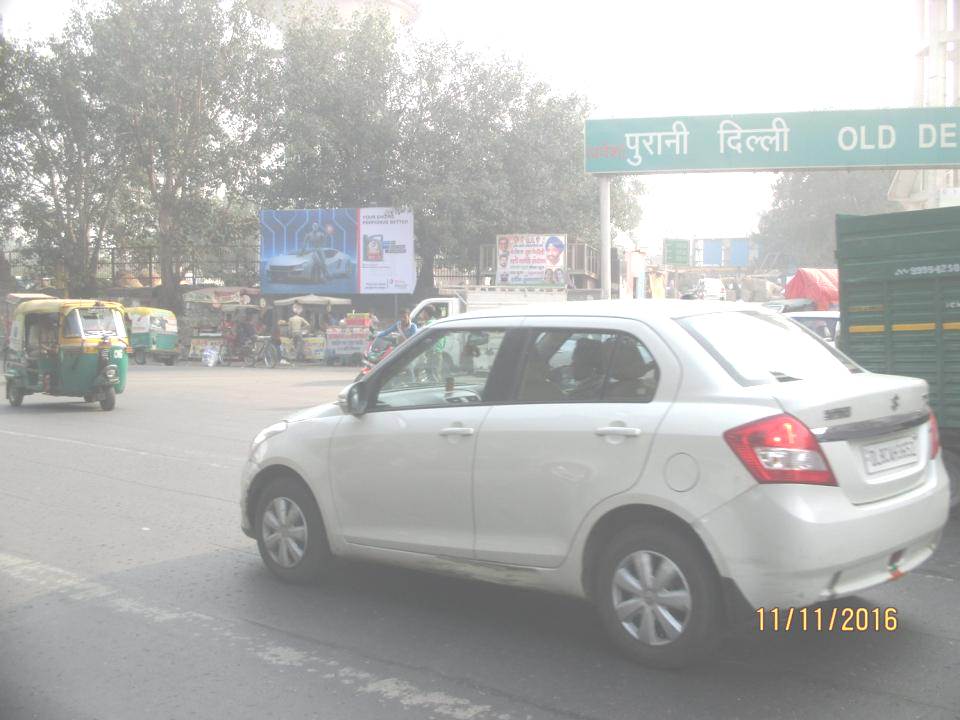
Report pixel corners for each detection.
[862,434,919,475]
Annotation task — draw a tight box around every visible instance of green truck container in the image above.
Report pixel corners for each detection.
[836,205,960,501]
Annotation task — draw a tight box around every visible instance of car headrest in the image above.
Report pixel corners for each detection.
[607,338,651,381]
[572,337,606,380]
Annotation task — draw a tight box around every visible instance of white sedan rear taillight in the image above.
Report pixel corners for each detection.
[724,414,837,486]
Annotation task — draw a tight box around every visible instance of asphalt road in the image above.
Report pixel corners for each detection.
[1,364,958,720]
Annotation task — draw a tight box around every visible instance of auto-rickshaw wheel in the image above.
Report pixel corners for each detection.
[134,348,147,365]
[83,393,95,403]
[162,356,176,366]
[99,387,116,411]
[7,383,24,407]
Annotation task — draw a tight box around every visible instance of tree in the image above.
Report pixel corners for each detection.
[87,0,275,311]
[395,43,642,293]
[266,8,404,210]
[0,23,128,295]
[753,170,898,269]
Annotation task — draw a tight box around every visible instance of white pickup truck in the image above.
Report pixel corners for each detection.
[410,286,567,322]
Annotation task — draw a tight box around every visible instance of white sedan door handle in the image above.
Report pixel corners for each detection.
[439,427,475,437]
[595,426,641,437]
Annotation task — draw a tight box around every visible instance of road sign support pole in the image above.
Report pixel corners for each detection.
[600,177,611,299]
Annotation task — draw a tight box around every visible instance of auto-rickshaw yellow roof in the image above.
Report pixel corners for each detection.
[125,306,176,317]
[13,298,126,316]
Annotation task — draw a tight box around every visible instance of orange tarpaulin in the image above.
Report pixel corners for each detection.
[785,268,839,311]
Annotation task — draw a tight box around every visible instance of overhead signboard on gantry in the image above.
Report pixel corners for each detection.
[585,107,960,174]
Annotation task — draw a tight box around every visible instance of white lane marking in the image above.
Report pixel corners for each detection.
[0,428,236,468]
[0,552,505,720]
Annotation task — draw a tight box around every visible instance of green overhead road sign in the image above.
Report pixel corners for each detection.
[663,239,690,265]
[585,107,960,174]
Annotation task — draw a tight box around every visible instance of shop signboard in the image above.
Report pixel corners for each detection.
[259,208,416,295]
[188,337,224,360]
[182,287,257,305]
[325,326,368,357]
[495,234,567,286]
[280,336,326,361]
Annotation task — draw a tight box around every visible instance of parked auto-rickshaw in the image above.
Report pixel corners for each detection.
[3,299,129,410]
[126,306,179,365]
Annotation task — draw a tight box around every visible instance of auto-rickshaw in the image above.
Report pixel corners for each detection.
[3,299,129,410]
[125,306,179,365]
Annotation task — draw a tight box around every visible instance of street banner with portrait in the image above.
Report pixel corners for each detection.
[495,234,567,286]
[259,208,416,295]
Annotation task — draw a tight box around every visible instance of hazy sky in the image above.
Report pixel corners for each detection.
[1,0,921,249]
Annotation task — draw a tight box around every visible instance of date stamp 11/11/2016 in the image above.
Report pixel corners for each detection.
[756,607,899,633]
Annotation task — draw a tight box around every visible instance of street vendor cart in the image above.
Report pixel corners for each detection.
[274,295,351,363]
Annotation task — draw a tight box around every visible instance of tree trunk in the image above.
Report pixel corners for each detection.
[415,246,437,298]
[157,200,184,314]
[0,250,12,288]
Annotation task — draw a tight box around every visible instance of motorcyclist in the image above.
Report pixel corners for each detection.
[377,308,417,340]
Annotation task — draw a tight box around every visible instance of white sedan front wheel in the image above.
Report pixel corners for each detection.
[255,475,331,583]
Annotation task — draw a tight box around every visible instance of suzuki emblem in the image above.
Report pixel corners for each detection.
[891,394,900,412]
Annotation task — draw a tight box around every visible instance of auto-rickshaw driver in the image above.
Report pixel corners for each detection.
[27,313,59,356]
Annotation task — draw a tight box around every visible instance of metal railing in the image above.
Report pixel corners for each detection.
[2,244,261,292]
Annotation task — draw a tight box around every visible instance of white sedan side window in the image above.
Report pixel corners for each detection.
[376,329,506,409]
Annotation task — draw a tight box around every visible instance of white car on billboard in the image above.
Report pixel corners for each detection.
[319,248,354,278]
[267,247,354,284]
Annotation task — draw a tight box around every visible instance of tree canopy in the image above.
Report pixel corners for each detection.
[0,0,643,300]
[752,170,898,270]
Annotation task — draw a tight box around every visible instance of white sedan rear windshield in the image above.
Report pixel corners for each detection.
[678,310,861,386]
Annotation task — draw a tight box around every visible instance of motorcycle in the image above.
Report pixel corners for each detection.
[355,331,403,380]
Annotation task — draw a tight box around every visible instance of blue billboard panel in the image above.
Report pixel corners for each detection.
[259,208,416,295]
[729,238,750,267]
[702,239,723,266]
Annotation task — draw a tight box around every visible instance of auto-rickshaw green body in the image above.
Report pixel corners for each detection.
[3,299,129,410]
[126,306,179,365]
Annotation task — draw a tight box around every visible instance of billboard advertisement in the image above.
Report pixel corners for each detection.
[729,238,750,267]
[702,238,723,266]
[495,234,567,286]
[259,208,415,295]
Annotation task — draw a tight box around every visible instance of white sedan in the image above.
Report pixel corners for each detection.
[240,301,950,667]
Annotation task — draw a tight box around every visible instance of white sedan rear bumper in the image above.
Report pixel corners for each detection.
[696,456,950,609]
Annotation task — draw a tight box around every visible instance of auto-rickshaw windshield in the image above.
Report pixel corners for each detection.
[64,308,128,339]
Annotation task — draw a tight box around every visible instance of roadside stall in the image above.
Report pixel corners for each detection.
[181,287,260,360]
[126,307,179,365]
[274,295,351,362]
[324,324,370,364]
[215,303,265,365]
[328,311,375,365]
